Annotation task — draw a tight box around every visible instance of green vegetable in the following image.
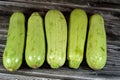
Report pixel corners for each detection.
[67,9,88,69]
[45,10,67,68]
[25,12,45,68]
[86,14,107,70]
[3,12,25,71]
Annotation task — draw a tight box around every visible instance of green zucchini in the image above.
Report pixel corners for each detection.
[3,12,25,71]
[25,12,45,68]
[86,14,107,70]
[67,9,88,69]
[45,10,67,68]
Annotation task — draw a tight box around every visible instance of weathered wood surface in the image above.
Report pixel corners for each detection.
[0,0,120,80]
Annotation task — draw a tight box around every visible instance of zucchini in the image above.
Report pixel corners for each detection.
[3,12,25,71]
[86,14,107,70]
[45,10,67,68]
[25,12,45,68]
[67,9,88,69]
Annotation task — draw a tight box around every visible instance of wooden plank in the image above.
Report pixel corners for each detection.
[0,1,120,79]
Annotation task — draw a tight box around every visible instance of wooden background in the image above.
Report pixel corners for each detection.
[0,0,120,80]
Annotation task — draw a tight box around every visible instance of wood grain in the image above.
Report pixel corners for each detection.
[0,0,120,79]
